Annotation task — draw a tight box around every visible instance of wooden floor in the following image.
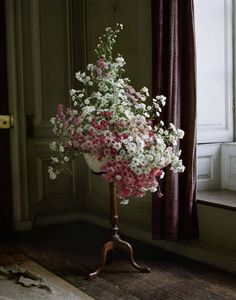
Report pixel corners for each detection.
[2,222,236,300]
[0,243,93,299]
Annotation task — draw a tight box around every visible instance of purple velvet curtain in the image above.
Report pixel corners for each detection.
[152,0,198,240]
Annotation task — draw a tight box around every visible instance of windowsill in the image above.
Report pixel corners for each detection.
[197,190,236,211]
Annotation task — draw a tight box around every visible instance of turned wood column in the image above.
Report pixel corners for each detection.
[88,179,150,279]
[110,182,119,240]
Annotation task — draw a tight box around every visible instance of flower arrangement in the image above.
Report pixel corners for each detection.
[48,24,185,204]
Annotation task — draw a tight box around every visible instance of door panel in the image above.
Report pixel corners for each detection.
[6,0,84,225]
[25,0,78,219]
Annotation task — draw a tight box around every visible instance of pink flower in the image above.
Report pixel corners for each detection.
[56,104,64,114]
[105,174,114,182]
[97,58,107,69]
[72,140,80,148]
[88,130,94,136]
[62,120,68,128]
[126,85,136,94]
[110,148,117,156]
[100,111,113,118]
[100,120,108,128]
[150,167,163,178]
[121,168,129,178]
[121,188,131,197]
[73,117,81,126]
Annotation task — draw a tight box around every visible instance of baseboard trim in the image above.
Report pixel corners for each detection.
[14,220,32,231]
[78,212,236,274]
[35,213,81,227]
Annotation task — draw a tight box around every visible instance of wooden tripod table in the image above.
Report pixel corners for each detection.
[88,181,150,279]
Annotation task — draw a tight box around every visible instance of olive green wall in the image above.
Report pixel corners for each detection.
[84,0,152,91]
[197,204,236,252]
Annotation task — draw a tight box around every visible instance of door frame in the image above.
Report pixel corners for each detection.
[0,0,13,235]
[5,0,31,231]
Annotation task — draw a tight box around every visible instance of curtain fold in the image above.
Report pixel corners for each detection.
[152,0,198,240]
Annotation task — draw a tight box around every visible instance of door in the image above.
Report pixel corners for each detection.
[0,0,13,235]
[5,0,86,228]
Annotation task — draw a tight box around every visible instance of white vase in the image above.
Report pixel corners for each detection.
[83,153,103,173]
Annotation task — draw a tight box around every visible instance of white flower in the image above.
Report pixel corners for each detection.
[127,136,133,142]
[156,95,166,106]
[87,64,93,71]
[120,149,126,156]
[140,95,146,101]
[75,72,85,82]
[136,138,144,148]
[70,89,76,96]
[124,110,133,118]
[51,157,59,163]
[131,157,140,165]
[177,129,185,139]
[135,169,142,175]
[169,123,177,132]
[113,142,121,150]
[48,166,53,172]
[84,99,90,105]
[146,154,154,161]
[50,117,56,125]
[49,172,57,180]
[98,82,109,92]
[82,105,95,115]
[116,56,125,66]
[120,198,129,205]
[141,86,149,96]
[158,128,164,135]
[115,155,122,161]
[59,146,64,152]
[48,166,57,180]
[135,103,146,110]
[126,142,136,150]
[49,141,57,151]
[101,99,108,107]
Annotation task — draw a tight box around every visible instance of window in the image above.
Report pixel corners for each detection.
[195,0,235,191]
